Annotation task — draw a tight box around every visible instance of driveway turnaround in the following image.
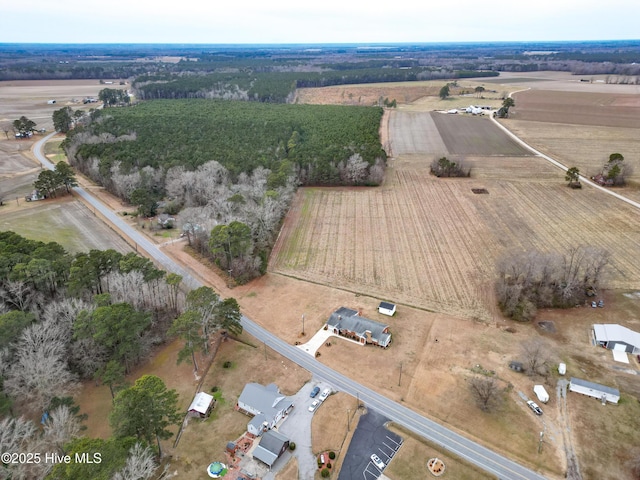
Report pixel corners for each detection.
[338,410,402,480]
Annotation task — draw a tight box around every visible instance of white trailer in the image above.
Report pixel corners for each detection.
[533,385,549,403]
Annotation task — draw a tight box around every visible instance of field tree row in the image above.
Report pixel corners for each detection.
[0,232,242,478]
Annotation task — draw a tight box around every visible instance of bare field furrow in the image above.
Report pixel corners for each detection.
[270,103,640,317]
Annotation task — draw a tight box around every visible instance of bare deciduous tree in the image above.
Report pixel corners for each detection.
[0,280,40,312]
[4,320,77,411]
[340,153,369,184]
[42,405,84,454]
[468,376,501,412]
[496,246,610,321]
[0,416,39,480]
[113,443,159,480]
[520,339,551,377]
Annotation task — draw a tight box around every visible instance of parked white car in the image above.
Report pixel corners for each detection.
[308,400,320,412]
[319,388,331,402]
[527,400,543,415]
[371,454,385,470]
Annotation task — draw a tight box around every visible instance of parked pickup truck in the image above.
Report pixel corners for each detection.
[527,400,543,415]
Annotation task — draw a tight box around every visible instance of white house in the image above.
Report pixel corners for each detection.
[569,377,620,404]
[236,383,294,436]
[378,301,396,317]
[187,391,214,418]
[593,324,640,354]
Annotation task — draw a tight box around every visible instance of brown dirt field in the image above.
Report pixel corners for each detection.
[295,82,443,106]
[269,160,640,321]
[0,79,126,130]
[503,119,640,194]
[510,89,640,128]
[432,113,532,156]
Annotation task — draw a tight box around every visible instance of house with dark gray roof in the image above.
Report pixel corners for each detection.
[236,383,294,436]
[327,307,391,348]
[252,429,290,468]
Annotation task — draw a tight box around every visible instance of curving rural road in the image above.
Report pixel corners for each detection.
[33,133,547,480]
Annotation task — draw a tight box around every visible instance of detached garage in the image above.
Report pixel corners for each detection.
[569,377,620,404]
[378,302,396,317]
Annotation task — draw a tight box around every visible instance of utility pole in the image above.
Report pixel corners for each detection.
[347,409,350,431]
[264,341,267,361]
[538,431,544,454]
[398,362,403,386]
[302,313,305,336]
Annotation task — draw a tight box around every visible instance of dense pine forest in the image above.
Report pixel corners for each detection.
[64,99,386,184]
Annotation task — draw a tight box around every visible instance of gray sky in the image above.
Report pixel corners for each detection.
[2,0,639,44]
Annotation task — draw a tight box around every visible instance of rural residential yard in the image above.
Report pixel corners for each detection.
[3,71,640,480]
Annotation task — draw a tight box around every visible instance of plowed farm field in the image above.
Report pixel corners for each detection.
[270,110,640,320]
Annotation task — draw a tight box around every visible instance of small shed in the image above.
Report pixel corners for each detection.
[378,302,397,317]
[188,392,215,418]
[569,377,620,404]
[533,385,549,403]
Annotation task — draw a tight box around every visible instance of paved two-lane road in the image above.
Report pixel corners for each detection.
[33,133,547,480]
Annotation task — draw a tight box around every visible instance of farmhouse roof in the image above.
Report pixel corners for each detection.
[570,377,620,397]
[593,324,640,349]
[238,383,292,418]
[188,392,214,415]
[327,307,391,347]
[253,430,289,467]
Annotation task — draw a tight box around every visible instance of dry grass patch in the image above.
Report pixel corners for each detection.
[386,424,497,480]
[311,392,355,453]
[0,197,134,254]
[275,456,298,479]
[569,392,640,480]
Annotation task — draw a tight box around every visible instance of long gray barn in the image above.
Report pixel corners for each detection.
[593,324,640,354]
[569,377,620,404]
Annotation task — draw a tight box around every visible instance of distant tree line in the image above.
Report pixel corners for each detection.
[133,69,499,104]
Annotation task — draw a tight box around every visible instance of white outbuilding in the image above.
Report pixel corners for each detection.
[187,391,215,418]
[558,363,566,375]
[378,302,396,317]
[533,385,549,403]
[569,377,620,404]
[593,324,640,354]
